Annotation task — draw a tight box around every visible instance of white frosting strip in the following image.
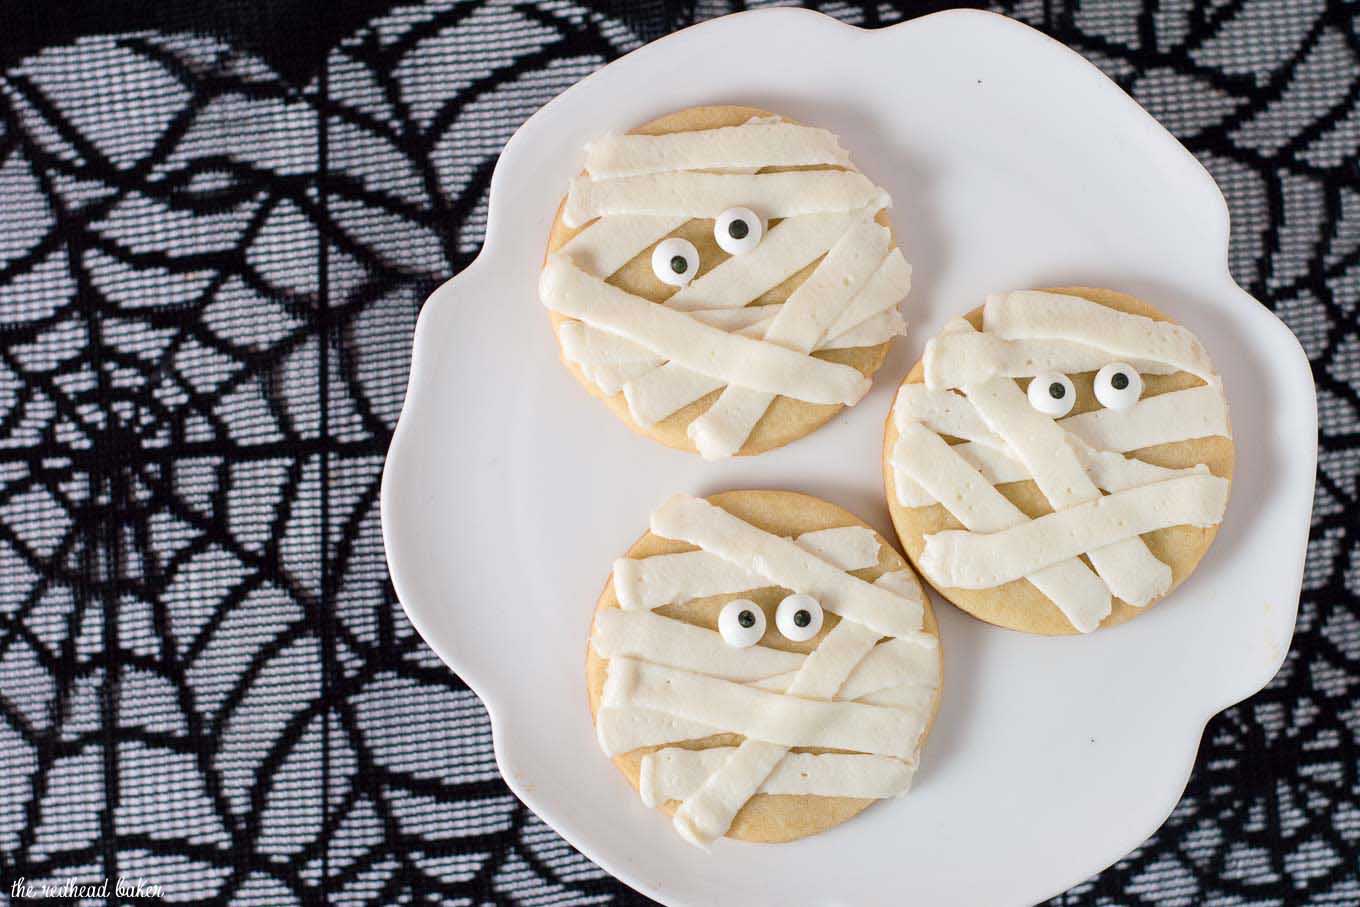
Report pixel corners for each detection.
[559,321,660,366]
[891,425,1016,533]
[824,309,906,349]
[540,256,870,405]
[603,667,934,754]
[563,171,890,228]
[674,744,786,848]
[793,525,883,569]
[612,525,881,610]
[895,384,1230,453]
[924,331,1175,389]
[613,550,758,609]
[687,221,892,458]
[871,568,926,601]
[650,495,924,638]
[765,219,892,351]
[558,322,662,395]
[893,384,1003,448]
[893,423,1111,632]
[785,617,882,699]
[556,218,899,403]
[686,388,774,461]
[604,606,939,756]
[857,682,938,711]
[592,609,805,682]
[964,377,1171,606]
[623,363,725,426]
[588,361,659,398]
[892,384,1231,506]
[739,217,897,350]
[983,291,1220,384]
[1061,384,1232,451]
[688,305,778,332]
[562,311,777,396]
[824,248,912,340]
[1052,441,1208,493]
[689,304,902,348]
[667,210,868,311]
[837,637,940,698]
[601,657,918,756]
[603,681,933,754]
[894,434,1209,507]
[583,123,852,179]
[596,707,722,756]
[755,638,938,702]
[608,238,905,421]
[671,618,882,845]
[559,214,688,278]
[920,474,1230,589]
[608,311,776,424]
[620,304,899,424]
[641,748,913,807]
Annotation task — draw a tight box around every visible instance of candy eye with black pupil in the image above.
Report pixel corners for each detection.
[651,237,700,287]
[1028,371,1076,417]
[776,594,823,642]
[1094,362,1143,410]
[714,207,763,255]
[718,599,766,648]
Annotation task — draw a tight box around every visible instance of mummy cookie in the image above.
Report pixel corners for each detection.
[541,106,912,460]
[884,288,1235,635]
[587,491,940,846]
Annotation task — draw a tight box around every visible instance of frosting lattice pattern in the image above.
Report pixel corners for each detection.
[890,291,1233,633]
[591,494,938,845]
[541,116,911,459]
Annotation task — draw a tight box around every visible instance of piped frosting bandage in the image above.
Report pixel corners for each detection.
[889,292,1232,634]
[543,114,912,459]
[591,494,938,847]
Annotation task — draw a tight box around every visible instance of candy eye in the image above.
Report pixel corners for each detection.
[1027,371,1076,417]
[1093,363,1143,411]
[775,594,823,642]
[718,599,766,648]
[651,237,700,287]
[714,207,763,255]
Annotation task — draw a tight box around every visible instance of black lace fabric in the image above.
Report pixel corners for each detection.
[0,1,1354,904]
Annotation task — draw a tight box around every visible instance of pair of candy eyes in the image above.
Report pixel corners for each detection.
[1028,363,1144,416]
[718,594,823,647]
[650,207,763,287]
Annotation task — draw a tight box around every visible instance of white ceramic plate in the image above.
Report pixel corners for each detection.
[380,9,1316,906]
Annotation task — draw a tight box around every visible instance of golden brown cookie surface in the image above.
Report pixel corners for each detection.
[586,490,941,843]
[883,288,1235,635]
[545,106,900,456]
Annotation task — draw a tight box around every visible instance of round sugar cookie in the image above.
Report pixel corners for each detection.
[542,106,910,459]
[883,287,1235,636]
[586,490,941,845]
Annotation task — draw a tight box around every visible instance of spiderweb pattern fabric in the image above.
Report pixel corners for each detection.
[0,1,1354,904]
